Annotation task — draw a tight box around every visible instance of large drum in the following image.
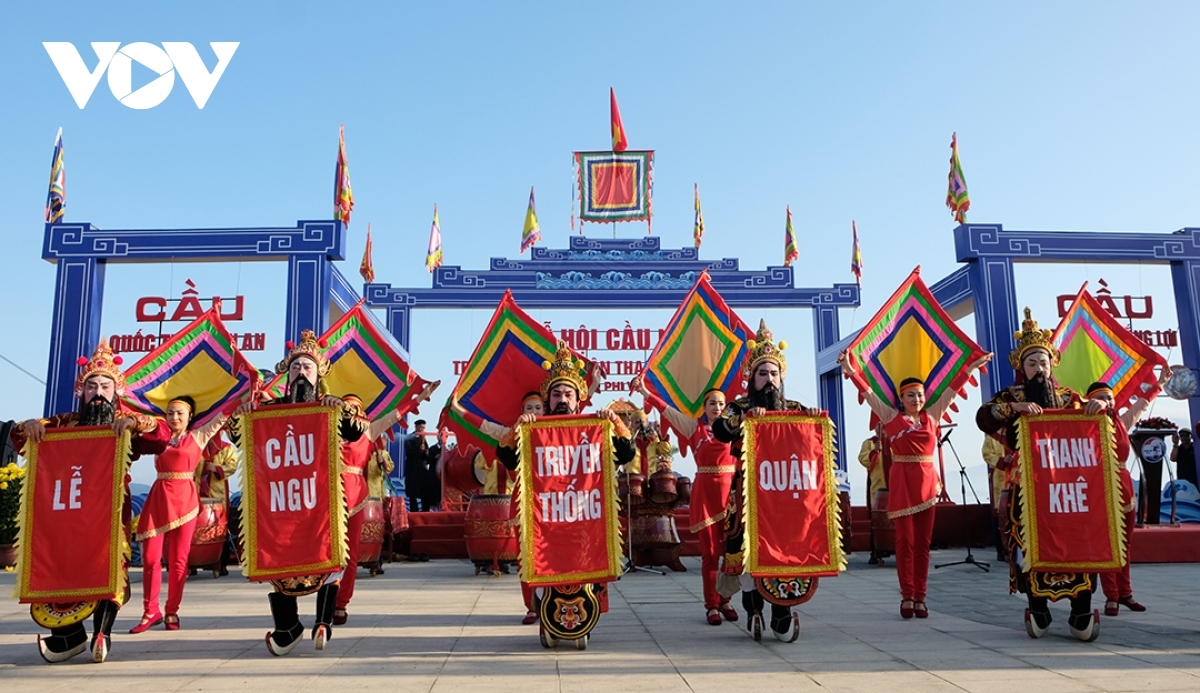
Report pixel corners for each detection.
[631,513,681,548]
[189,498,228,573]
[464,494,519,575]
[676,476,692,505]
[358,497,386,566]
[649,470,678,504]
[870,489,895,554]
[443,445,486,497]
[618,473,646,505]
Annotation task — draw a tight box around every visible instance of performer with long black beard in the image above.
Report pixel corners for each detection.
[712,320,821,642]
[976,308,1110,641]
[12,339,169,663]
[234,331,361,656]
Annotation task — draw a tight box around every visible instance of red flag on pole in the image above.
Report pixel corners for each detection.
[610,88,628,152]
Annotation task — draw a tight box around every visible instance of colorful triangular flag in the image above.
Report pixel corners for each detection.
[1053,283,1168,411]
[946,132,970,224]
[359,223,375,283]
[610,87,628,152]
[693,184,705,249]
[850,220,863,286]
[426,204,443,273]
[784,206,799,267]
[843,267,988,420]
[521,187,540,254]
[45,127,65,223]
[334,125,354,227]
[122,304,261,427]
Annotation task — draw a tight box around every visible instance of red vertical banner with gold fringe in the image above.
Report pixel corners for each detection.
[743,415,845,577]
[239,404,346,582]
[17,428,131,603]
[1016,411,1126,572]
[517,416,622,586]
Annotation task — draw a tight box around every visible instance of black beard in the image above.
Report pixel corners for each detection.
[78,395,116,426]
[1024,373,1056,409]
[289,377,317,403]
[552,402,575,415]
[748,383,782,411]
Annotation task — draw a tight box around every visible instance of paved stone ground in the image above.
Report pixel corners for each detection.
[2,550,1199,692]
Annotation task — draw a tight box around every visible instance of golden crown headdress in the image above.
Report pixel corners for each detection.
[743,318,787,379]
[541,340,588,400]
[275,329,330,377]
[75,338,125,397]
[1009,307,1059,370]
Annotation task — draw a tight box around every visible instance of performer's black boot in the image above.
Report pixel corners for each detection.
[1068,591,1099,642]
[37,623,88,663]
[1024,595,1052,639]
[741,590,764,640]
[266,592,304,656]
[90,600,118,663]
[312,583,339,651]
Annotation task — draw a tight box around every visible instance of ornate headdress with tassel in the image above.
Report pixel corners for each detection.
[742,318,787,379]
[275,329,330,377]
[74,338,125,397]
[1008,307,1059,370]
[540,339,588,400]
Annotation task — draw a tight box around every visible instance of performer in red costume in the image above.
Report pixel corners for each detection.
[841,353,991,619]
[131,396,230,633]
[12,339,170,663]
[636,376,738,626]
[333,385,437,626]
[1083,372,1168,617]
[976,308,1110,641]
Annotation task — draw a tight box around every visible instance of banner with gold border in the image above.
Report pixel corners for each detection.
[238,404,347,582]
[743,414,844,577]
[15,427,131,603]
[1016,411,1126,572]
[517,415,622,586]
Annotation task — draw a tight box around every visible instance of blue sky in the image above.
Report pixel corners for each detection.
[2,2,1198,494]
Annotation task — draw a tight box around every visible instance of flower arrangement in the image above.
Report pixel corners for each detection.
[1135,416,1179,432]
[0,461,26,545]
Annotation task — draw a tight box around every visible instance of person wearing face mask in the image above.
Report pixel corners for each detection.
[12,339,170,664]
[977,308,1111,642]
[711,320,822,642]
[636,375,738,627]
[841,352,991,620]
[130,396,231,635]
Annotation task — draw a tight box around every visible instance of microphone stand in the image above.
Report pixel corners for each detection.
[934,426,990,572]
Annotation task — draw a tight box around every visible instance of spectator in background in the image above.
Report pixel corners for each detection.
[403,420,430,512]
[1172,428,1198,487]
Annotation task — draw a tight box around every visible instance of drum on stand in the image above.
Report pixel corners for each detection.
[675,476,692,505]
[358,497,386,569]
[618,473,646,505]
[464,494,519,575]
[648,471,678,504]
[189,498,228,576]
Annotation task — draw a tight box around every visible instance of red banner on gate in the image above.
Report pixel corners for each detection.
[744,415,845,577]
[239,404,346,582]
[17,428,130,603]
[517,415,622,586]
[1017,411,1125,571]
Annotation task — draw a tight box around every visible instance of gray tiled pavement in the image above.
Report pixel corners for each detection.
[2,550,1199,692]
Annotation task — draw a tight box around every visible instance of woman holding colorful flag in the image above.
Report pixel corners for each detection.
[840,352,991,620]
[635,376,739,626]
[131,396,230,634]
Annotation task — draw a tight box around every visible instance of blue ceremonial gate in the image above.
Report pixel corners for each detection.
[817,224,1200,432]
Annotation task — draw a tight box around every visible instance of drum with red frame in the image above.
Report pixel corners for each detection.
[188,498,228,574]
[442,444,486,497]
[357,497,386,566]
[464,493,520,575]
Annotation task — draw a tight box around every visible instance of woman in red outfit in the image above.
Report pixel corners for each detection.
[132,397,229,633]
[841,353,990,619]
[637,377,739,626]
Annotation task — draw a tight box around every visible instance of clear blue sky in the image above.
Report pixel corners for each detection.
[2,1,1198,494]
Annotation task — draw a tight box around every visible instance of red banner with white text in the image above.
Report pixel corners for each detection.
[239,404,346,582]
[517,416,622,586]
[17,428,131,603]
[743,415,844,577]
[1016,411,1126,571]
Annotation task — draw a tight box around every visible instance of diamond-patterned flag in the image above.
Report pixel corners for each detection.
[320,302,430,419]
[643,272,751,453]
[1053,283,1168,411]
[441,290,603,454]
[122,304,260,427]
[946,132,970,224]
[843,267,987,420]
[574,150,654,229]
